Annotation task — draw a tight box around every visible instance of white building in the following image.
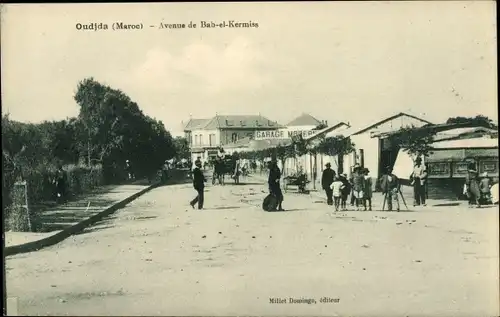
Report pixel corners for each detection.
[182,115,281,163]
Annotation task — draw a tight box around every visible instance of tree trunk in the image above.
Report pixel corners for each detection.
[87,139,91,167]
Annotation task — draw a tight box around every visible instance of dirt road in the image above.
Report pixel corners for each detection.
[6,180,499,316]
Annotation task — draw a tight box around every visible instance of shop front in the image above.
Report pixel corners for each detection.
[426,147,499,200]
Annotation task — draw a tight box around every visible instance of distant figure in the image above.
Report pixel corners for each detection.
[339,173,351,211]
[350,163,361,206]
[479,172,492,205]
[190,160,206,210]
[362,168,373,211]
[126,159,135,180]
[352,167,366,211]
[268,159,284,211]
[321,163,336,205]
[379,166,400,211]
[491,183,499,205]
[54,165,68,203]
[410,157,428,207]
[330,176,343,211]
[233,159,241,184]
[465,164,481,207]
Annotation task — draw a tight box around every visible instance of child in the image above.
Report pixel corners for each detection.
[339,173,351,211]
[330,176,343,211]
[352,168,366,211]
[363,168,373,211]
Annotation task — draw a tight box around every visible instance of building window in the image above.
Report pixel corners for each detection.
[209,134,216,146]
[231,133,238,143]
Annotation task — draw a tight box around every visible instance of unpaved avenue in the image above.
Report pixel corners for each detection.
[6,180,499,316]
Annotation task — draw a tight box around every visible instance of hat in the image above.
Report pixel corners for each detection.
[342,173,347,178]
[363,168,370,174]
[325,163,331,167]
[195,160,202,166]
[481,172,488,177]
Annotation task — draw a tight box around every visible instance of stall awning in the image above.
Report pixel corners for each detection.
[426,149,465,163]
[427,147,499,163]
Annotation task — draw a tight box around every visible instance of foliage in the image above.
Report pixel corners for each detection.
[173,136,190,160]
[446,115,497,129]
[316,135,355,157]
[74,77,176,180]
[391,124,437,158]
[312,123,328,130]
[3,77,178,230]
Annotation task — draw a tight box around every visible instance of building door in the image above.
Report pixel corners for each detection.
[378,138,400,176]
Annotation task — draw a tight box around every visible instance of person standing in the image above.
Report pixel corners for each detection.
[268,159,284,211]
[479,172,492,205]
[352,167,365,211]
[339,173,351,211]
[321,163,336,205]
[362,168,373,211]
[190,160,206,210]
[54,165,68,203]
[331,176,343,211]
[410,157,428,206]
[350,164,361,206]
[379,166,400,211]
[465,163,481,208]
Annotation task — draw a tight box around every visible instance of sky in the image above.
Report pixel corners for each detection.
[1,1,497,136]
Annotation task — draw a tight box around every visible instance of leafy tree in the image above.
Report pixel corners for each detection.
[446,115,497,129]
[391,125,437,158]
[173,136,190,160]
[316,135,355,157]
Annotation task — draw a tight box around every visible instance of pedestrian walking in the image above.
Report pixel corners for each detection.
[268,159,285,211]
[330,176,343,211]
[352,167,365,211]
[339,173,351,211]
[410,157,428,206]
[379,166,400,211]
[190,160,206,210]
[362,168,373,211]
[321,163,336,205]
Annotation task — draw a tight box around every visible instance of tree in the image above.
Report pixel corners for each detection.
[392,125,437,158]
[316,135,355,157]
[446,115,497,129]
[74,77,176,181]
[173,136,190,160]
[316,135,355,173]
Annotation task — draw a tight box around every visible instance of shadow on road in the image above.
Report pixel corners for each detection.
[31,198,116,233]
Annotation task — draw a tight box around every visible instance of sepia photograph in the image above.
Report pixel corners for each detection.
[2,1,498,316]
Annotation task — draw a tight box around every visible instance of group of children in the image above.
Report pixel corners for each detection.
[324,164,373,212]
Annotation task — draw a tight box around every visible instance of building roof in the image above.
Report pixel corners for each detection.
[351,112,433,136]
[202,115,282,130]
[183,118,211,131]
[286,113,323,127]
[374,121,497,139]
[431,137,498,149]
[304,122,350,141]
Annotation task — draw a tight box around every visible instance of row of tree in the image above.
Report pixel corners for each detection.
[3,77,180,183]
